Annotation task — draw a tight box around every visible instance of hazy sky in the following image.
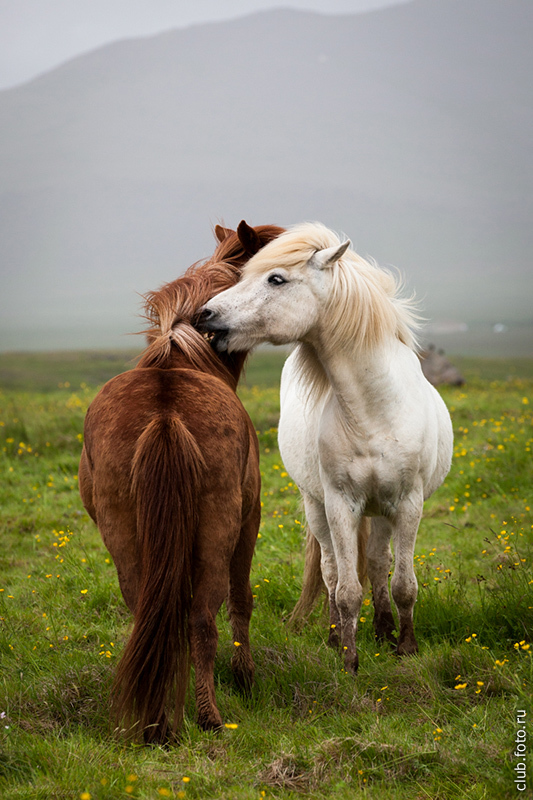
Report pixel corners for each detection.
[0,0,408,90]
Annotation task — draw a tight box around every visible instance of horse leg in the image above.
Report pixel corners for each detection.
[227,507,259,693]
[366,517,397,645]
[390,491,424,656]
[78,447,97,524]
[190,501,241,733]
[323,490,364,674]
[302,494,341,649]
[97,505,140,615]
[189,565,230,732]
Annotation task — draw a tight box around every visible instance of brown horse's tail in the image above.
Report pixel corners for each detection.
[112,415,205,743]
[288,517,370,628]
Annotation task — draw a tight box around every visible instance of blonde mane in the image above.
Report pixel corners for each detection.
[243,222,421,399]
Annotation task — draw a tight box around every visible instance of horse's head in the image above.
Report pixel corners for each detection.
[139,221,284,381]
[198,223,350,353]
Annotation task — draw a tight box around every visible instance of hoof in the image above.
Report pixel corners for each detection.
[396,636,418,657]
[143,725,170,745]
[197,717,224,733]
[373,610,397,647]
[197,709,224,733]
[142,714,173,745]
[231,662,255,695]
[344,651,359,675]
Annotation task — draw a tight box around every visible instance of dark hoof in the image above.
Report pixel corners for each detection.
[143,727,169,745]
[343,649,359,675]
[143,716,172,745]
[231,664,255,695]
[396,636,418,657]
[197,715,224,733]
[328,627,341,649]
[231,650,255,687]
[373,610,397,647]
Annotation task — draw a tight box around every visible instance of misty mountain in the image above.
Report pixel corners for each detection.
[0,0,532,351]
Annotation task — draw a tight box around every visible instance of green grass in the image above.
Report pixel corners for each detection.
[0,350,140,393]
[0,350,532,799]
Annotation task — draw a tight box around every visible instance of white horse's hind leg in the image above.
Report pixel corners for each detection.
[366,518,397,645]
[302,493,341,648]
[390,492,424,656]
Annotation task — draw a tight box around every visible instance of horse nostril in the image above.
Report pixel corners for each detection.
[196,306,217,330]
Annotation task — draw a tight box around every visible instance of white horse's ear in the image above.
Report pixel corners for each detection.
[311,240,351,270]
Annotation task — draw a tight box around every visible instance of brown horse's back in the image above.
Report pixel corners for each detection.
[82,367,258,532]
[80,365,260,740]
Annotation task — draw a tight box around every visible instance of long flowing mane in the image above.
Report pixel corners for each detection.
[137,224,284,384]
[245,222,420,352]
[243,222,421,399]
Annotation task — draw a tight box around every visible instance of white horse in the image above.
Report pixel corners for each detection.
[200,222,453,673]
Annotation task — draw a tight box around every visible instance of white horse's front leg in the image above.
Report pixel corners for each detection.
[302,493,341,648]
[323,489,364,674]
[390,489,424,656]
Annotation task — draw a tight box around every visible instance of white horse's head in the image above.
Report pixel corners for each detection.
[199,221,419,356]
[199,223,350,353]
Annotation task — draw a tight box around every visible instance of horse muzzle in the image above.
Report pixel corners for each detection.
[195,307,231,352]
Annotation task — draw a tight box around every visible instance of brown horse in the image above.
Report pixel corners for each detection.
[79,221,284,742]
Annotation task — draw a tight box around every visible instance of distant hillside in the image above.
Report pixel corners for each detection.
[0,0,532,352]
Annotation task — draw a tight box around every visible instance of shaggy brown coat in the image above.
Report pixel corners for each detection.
[79,222,283,741]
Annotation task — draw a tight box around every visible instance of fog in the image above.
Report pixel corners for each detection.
[0,0,531,355]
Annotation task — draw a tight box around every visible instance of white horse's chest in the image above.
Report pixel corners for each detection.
[318,412,423,516]
[279,349,452,513]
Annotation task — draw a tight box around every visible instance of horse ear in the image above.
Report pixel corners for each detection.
[215,224,235,243]
[237,220,262,257]
[311,240,351,270]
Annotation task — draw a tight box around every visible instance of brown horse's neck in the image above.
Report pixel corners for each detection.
[136,329,247,394]
[218,350,248,391]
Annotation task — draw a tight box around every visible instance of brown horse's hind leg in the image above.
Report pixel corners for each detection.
[79,458,142,620]
[79,447,97,524]
[189,562,231,732]
[97,508,140,616]
[227,510,258,693]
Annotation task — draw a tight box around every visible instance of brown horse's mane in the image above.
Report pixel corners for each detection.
[136,224,284,386]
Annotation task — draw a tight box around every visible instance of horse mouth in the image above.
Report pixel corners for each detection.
[199,327,230,352]
[194,308,230,352]
[211,330,230,352]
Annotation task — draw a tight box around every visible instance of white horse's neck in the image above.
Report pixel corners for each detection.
[311,335,413,425]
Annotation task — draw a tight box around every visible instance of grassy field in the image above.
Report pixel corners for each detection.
[0,349,532,799]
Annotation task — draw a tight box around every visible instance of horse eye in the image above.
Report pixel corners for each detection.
[267,274,287,286]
